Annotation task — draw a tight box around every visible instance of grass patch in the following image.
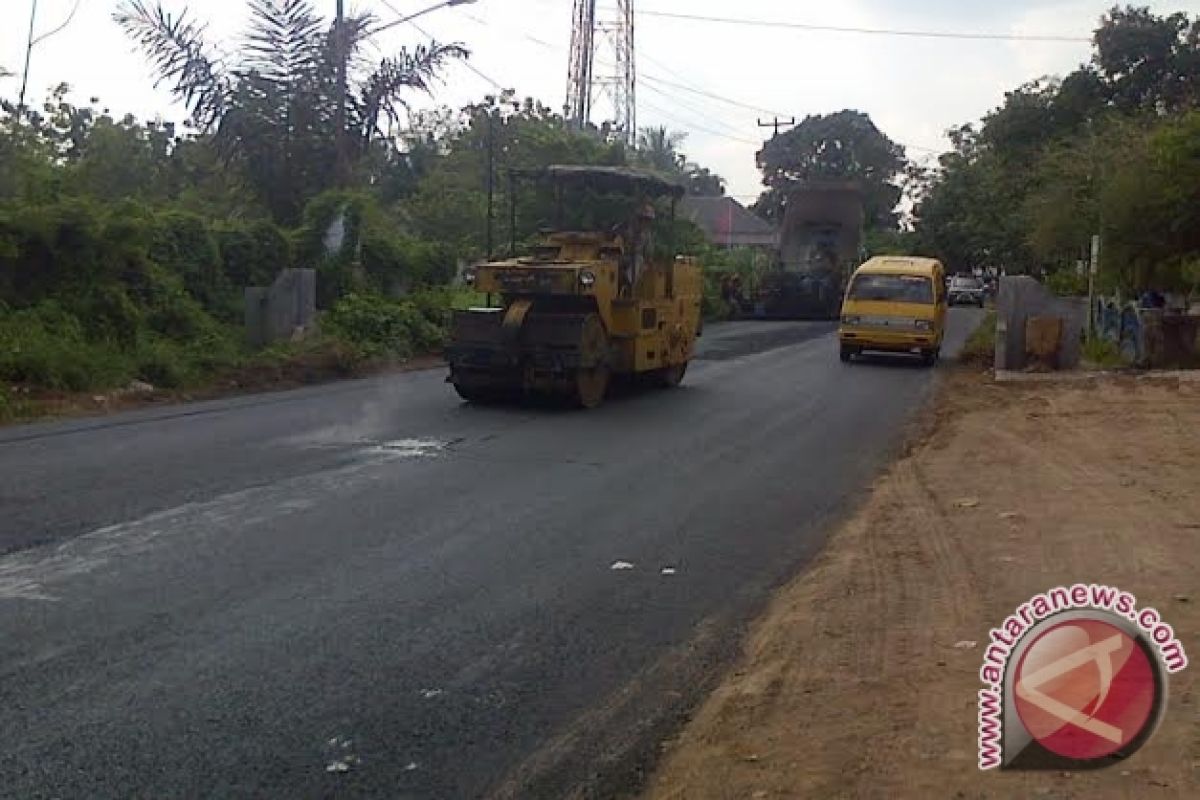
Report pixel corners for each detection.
[0,384,39,423]
[958,311,996,368]
[1081,335,1129,369]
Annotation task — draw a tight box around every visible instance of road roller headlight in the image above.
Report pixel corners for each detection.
[464,267,478,286]
[579,270,597,288]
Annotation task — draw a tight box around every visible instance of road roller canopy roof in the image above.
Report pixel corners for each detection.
[513,165,686,200]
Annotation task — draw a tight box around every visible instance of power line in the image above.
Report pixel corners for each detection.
[638,73,945,154]
[637,80,753,139]
[638,87,759,145]
[425,8,950,156]
[30,0,84,47]
[639,73,788,118]
[634,9,1091,43]
[374,0,509,91]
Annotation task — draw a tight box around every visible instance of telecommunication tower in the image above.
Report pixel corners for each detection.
[566,0,636,144]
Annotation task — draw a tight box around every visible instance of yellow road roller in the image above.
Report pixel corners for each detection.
[446,165,703,408]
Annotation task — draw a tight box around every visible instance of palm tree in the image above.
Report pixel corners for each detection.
[636,125,687,176]
[115,0,467,222]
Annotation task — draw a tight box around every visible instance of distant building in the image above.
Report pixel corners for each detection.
[679,196,778,250]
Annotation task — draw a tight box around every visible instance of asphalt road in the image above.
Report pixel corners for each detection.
[0,310,982,799]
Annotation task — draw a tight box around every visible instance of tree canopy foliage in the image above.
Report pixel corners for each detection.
[633,125,726,196]
[752,110,906,229]
[914,4,1200,293]
[0,3,728,402]
[115,0,467,223]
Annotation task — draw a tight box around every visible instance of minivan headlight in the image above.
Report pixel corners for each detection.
[841,315,861,326]
[915,319,934,331]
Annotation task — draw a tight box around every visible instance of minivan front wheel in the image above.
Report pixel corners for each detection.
[840,344,859,363]
[920,349,939,367]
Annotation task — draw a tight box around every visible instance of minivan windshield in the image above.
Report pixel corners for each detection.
[849,274,934,304]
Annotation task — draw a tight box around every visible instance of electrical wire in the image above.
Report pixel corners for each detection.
[374,0,510,91]
[30,0,84,47]
[633,9,1091,43]
[639,74,945,154]
[639,94,755,145]
[381,4,950,156]
[639,83,759,144]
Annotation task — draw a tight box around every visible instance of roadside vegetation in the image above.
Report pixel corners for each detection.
[0,1,726,422]
[911,7,1200,297]
[5,4,1199,423]
[1080,334,1129,368]
[958,311,998,368]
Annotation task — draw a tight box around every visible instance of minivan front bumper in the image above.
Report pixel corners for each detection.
[839,327,936,352]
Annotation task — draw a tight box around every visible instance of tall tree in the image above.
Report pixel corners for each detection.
[752,110,906,229]
[1094,5,1200,113]
[115,0,466,223]
[636,125,686,174]
[914,6,1200,285]
[634,125,725,196]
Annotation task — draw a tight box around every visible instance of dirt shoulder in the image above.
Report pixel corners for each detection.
[646,369,1199,799]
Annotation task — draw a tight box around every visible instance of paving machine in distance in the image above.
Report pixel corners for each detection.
[446,166,703,408]
[752,181,865,320]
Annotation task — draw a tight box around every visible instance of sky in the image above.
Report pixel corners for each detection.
[4,0,1200,200]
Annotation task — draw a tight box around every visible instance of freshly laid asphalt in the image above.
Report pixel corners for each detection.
[0,310,981,799]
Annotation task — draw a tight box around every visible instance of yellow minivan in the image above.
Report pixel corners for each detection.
[838,257,947,366]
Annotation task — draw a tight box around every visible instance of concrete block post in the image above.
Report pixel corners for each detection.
[244,269,318,347]
[995,276,1086,371]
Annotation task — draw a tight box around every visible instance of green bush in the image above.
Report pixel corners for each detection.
[1044,269,1088,296]
[298,192,460,307]
[215,220,292,288]
[323,293,446,359]
[1081,335,1127,368]
[149,210,230,313]
[0,302,133,391]
[133,338,194,389]
[702,283,733,321]
[0,383,23,422]
[75,283,144,346]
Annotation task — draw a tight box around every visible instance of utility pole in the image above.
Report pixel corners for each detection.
[17,0,40,122]
[334,0,349,186]
[757,117,796,137]
[485,113,496,259]
[1089,234,1101,335]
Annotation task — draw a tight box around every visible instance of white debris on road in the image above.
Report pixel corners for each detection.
[369,439,448,459]
[661,567,678,576]
[324,737,359,774]
[610,561,635,571]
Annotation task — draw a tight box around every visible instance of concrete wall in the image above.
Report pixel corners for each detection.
[1096,299,1200,367]
[245,269,317,347]
[995,276,1086,371]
